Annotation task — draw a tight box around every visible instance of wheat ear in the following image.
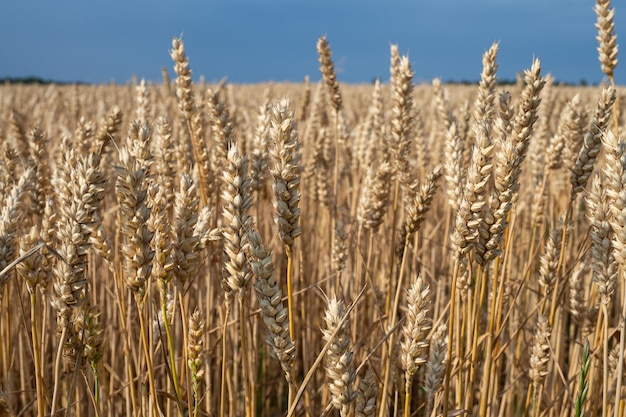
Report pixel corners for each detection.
[248,228,296,400]
[171,37,210,206]
[220,143,254,417]
[595,0,619,80]
[571,86,616,197]
[472,42,499,125]
[114,147,160,416]
[424,324,448,417]
[357,161,393,234]
[317,35,343,114]
[147,182,187,413]
[596,0,620,153]
[322,296,356,417]
[268,99,301,345]
[527,315,551,417]
[400,274,431,417]
[587,178,615,417]
[188,308,206,417]
[601,130,626,417]
[355,369,378,417]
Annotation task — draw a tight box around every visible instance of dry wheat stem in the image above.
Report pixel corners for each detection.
[442,258,460,417]
[30,283,45,416]
[17,227,47,417]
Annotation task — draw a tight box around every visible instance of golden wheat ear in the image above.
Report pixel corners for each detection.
[322,296,356,417]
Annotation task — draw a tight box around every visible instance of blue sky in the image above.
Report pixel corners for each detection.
[1,1,624,85]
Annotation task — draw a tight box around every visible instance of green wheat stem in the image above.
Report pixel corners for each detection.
[575,340,591,417]
[159,282,184,416]
[91,362,100,408]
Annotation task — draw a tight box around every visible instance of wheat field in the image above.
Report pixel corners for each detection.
[0,2,623,417]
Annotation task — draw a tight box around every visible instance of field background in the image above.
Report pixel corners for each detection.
[0,32,623,417]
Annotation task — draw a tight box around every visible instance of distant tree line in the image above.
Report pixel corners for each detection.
[371,76,598,87]
[445,78,597,87]
[0,76,86,85]
[2,75,598,87]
